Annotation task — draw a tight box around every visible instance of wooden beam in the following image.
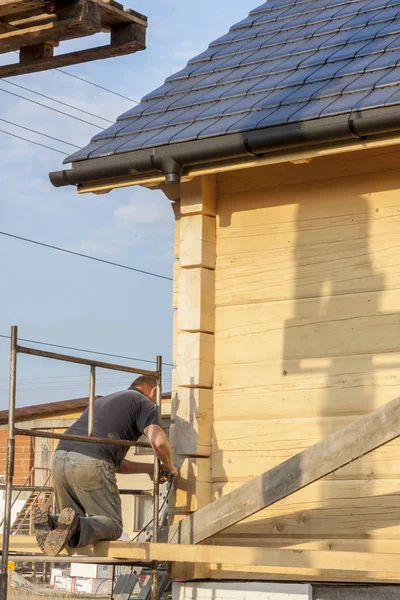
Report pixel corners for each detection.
[5,538,400,575]
[20,41,55,62]
[169,395,400,545]
[0,0,38,18]
[0,8,101,54]
[0,38,141,77]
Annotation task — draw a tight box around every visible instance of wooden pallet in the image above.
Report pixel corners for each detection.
[0,0,147,77]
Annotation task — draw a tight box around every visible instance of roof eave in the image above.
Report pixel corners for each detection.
[49,106,400,189]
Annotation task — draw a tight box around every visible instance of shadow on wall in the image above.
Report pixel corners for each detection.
[213,161,400,567]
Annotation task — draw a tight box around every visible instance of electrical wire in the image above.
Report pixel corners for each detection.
[0,231,173,281]
[0,128,68,155]
[55,69,140,103]
[0,87,102,129]
[0,117,81,148]
[130,481,173,543]
[10,49,139,104]
[0,333,174,367]
[2,80,115,124]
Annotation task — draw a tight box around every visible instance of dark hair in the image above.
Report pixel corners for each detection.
[129,375,157,390]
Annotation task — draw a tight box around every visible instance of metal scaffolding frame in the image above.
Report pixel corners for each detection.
[0,325,163,600]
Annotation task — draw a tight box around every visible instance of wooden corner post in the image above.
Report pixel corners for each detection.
[169,175,217,578]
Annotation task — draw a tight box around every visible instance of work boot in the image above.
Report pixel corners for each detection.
[43,507,79,556]
[33,507,57,553]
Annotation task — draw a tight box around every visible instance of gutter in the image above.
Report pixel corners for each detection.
[49,106,400,189]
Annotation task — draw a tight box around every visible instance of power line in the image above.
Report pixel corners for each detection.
[0,87,102,129]
[0,231,173,281]
[55,69,140,103]
[11,49,139,105]
[0,118,80,148]
[0,129,68,155]
[2,80,115,124]
[0,333,174,367]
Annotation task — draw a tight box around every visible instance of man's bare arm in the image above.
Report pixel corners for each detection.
[117,460,154,476]
[144,424,177,477]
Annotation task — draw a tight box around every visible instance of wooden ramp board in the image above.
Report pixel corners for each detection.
[0,0,146,77]
[169,395,400,545]
[5,537,400,577]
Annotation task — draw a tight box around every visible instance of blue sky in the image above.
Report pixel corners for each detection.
[0,0,256,409]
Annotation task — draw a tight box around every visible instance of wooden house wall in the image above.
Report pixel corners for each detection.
[206,145,400,580]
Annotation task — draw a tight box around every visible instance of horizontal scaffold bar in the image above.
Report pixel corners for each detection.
[15,428,151,448]
[3,538,400,576]
[17,345,158,377]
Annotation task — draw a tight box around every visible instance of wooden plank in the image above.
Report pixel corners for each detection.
[213,354,400,421]
[170,457,212,514]
[5,12,56,28]
[216,171,400,306]
[173,387,213,456]
[180,215,216,269]
[6,537,400,576]
[176,332,214,388]
[215,289,400,365]
[0,37,143,77]
[172,260,179,309]
[211,479,400,540]
[0,0,38,18]
[178,268,215,333]
[169,395,400,545]
[98,0,147,26]
[208,564,400,584]
[20,41,54,62]
[0,13,101,54]
[181,175,217,217]
[216,145,400,196]
[213,441,400,482]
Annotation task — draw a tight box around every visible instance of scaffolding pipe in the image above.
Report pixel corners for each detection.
[14,428,151,448]
[151,355,162,600]
[17,345,157,377]
[88,366,96,437]
[1,326,164,600]
[0,326,18,600]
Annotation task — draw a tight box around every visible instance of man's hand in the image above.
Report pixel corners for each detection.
[144,424,176,474]
[160,465,178,482]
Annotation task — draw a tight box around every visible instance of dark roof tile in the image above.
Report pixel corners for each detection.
[66,0,400,164]
[320,90,371,115]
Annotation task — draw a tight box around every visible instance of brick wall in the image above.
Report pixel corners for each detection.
[0,430,34,485]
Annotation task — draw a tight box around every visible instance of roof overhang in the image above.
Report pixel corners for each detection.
[49,106,400,193]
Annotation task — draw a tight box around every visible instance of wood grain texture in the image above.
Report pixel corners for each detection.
[181,175,217,216]
[216,170,400,307]
[216,145,400,196]
[211,479,400,540]
[8,536,400,579]
[170,396,400,545]
[213,354,400,421]
[215,288,400,364]
[169,457,212,514]
[178,268,215,333]
[180,214,216,268]
[173,387,213,457]
[176,333,214,388]
[172,260,179,309]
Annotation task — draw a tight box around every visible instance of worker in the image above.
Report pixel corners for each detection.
[33,375,178,556]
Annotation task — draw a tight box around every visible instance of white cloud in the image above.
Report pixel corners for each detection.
[114,194,169,227]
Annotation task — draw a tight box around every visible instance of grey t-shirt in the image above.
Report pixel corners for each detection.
[57,388,160,468]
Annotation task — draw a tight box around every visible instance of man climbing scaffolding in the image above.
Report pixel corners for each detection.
[33,375,178,556]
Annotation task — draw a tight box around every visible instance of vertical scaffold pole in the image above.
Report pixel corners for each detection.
[0,326,18,600]
[88,366,96,436]
[151,356,162,600]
